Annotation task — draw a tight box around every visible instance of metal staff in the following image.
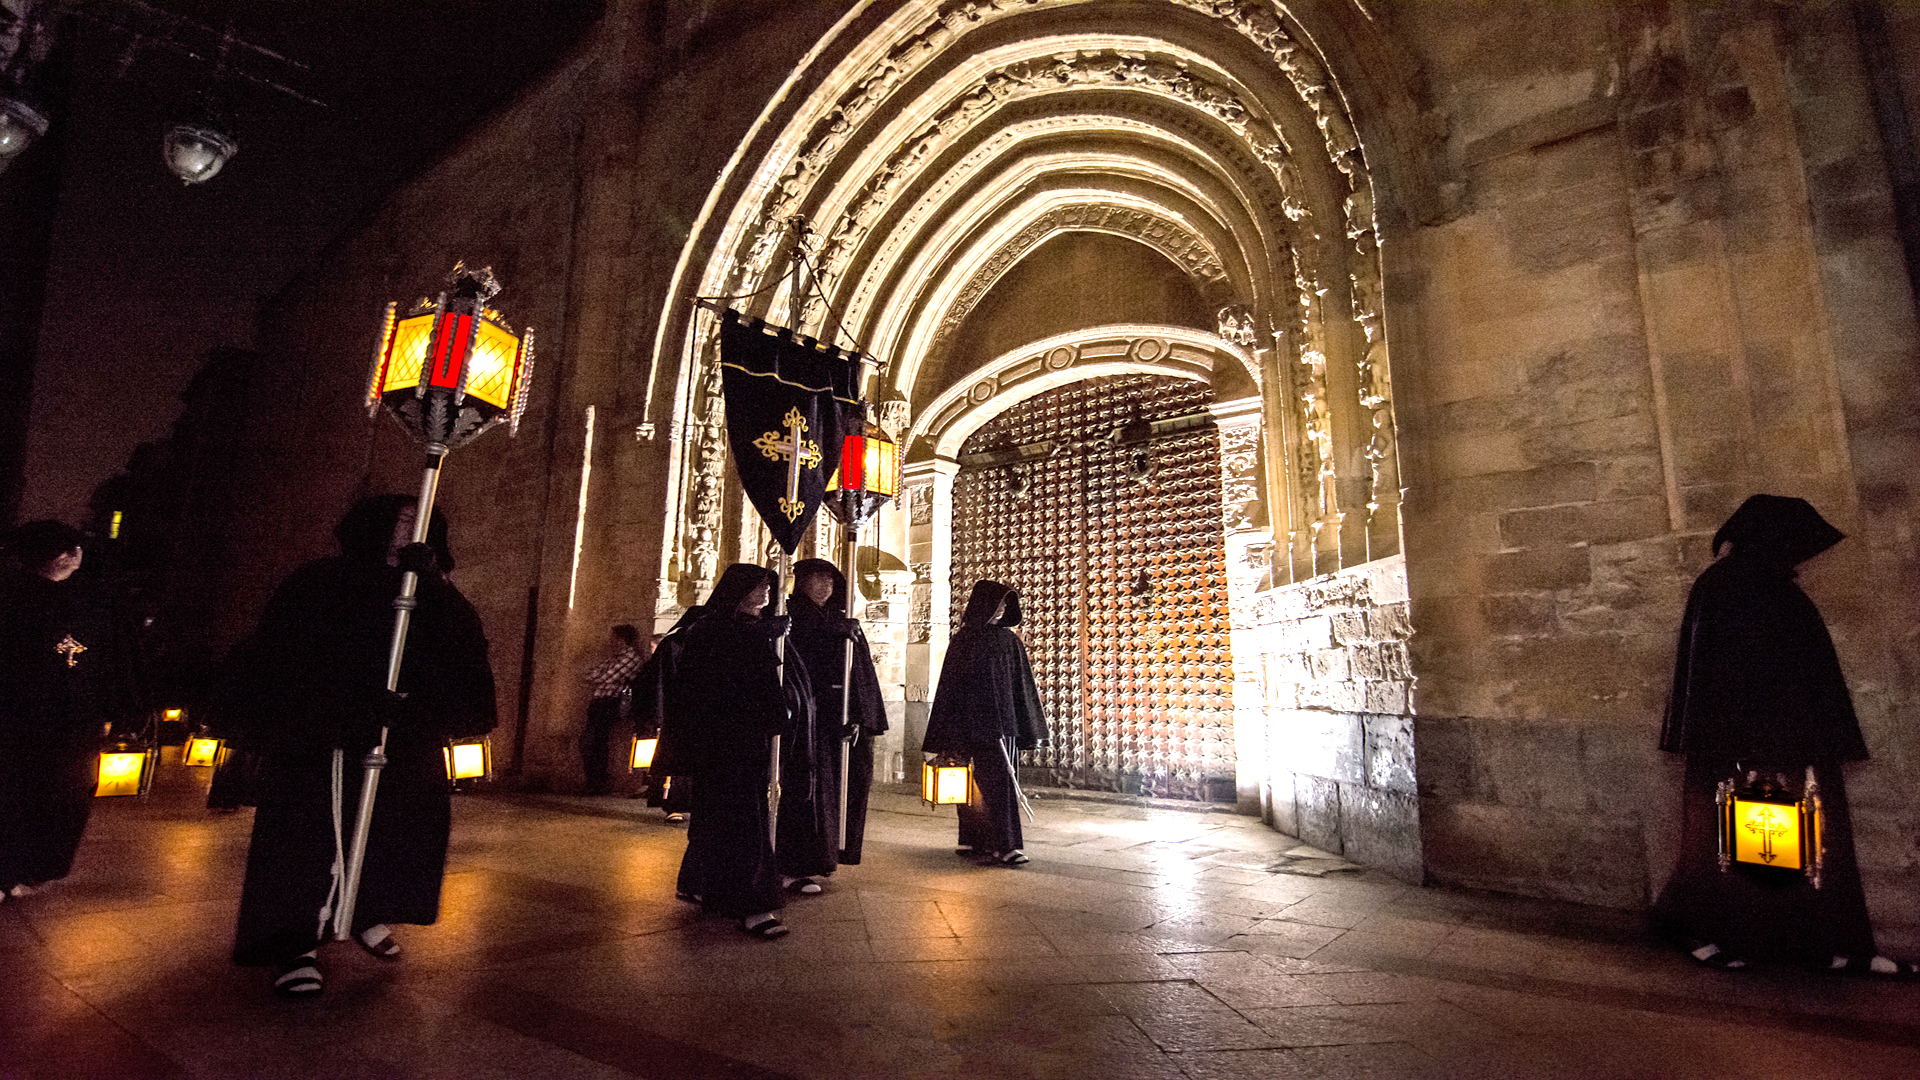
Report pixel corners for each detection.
[766,410,806,848]
[837,525,857,853]
[332,446,443,939]
[999,736,1036,823]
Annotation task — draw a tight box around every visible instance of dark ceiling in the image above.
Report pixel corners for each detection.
[10,1,605,523]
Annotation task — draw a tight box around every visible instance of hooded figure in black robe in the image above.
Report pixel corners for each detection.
[0,521,143,896]
[921,580,1046,863]
[660,564,806,933]
[216,495,496,979]
[632,606,702,815]
[787,558,889,871]
[1651,495,1878,967]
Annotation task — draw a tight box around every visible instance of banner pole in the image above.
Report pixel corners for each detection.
[837,516,857,853]
[768,412,804,849]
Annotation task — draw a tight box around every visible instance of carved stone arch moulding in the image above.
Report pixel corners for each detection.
[917,202,1239,373]
[652,0,1411,610]
[913,323,1254,461]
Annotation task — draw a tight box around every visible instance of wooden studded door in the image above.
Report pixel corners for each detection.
[950,373,1235,801]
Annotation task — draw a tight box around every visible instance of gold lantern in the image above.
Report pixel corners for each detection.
[921,757,971,808]
[444,739,490,781]
[364,264,536,450]
[1718,770,1824,886]
[630,736,658,770]
[182,735,225,768]
[96,744,156,797]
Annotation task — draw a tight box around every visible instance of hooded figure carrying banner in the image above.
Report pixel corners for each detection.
[1652,495,1908,975]
[659,564,810,938]
[787,559,888,874]
[922,580,1046,866]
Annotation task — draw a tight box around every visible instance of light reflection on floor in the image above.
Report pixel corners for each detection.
[2,771,1918,1078]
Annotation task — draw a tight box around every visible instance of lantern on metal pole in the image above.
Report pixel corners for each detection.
[331,262,535,941]
[823,418,898,850]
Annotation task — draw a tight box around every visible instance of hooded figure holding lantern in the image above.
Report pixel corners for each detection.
[921,580,1047,866]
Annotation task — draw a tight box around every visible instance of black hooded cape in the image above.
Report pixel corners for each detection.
[0,551,145,892]
[1651,495,1876,962]
[786,558,889,867]
[214,497,496,965]
[664,564,803,918]
[922,581,1046,857]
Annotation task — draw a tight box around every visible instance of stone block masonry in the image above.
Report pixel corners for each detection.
[1243,555,1419,882]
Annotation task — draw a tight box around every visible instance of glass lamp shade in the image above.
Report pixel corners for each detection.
[163,123,238,184]
[630,736,658,770]
[1727,795,1808,871]
[96,746,156,797]
[365,267,536,449]
[183,736,224,768]
[827,426,900,499]
[0,96,49,162]
[921,758,970,807]
[444,740,489,781]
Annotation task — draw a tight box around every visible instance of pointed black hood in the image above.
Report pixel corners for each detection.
[961,579,1022,628]
[792,557,849,613]
[1713,495,1843,567]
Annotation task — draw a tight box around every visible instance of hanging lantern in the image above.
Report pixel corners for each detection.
[630,736,658,770]
[825,421,900,525]
[1718,771,1823,885]
[365,263,536,450]
[96,743,156,797]
[444,739,490,782]
[921,757,970,808]
[182,736,225,768]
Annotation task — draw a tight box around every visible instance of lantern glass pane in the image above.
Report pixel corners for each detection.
[1731,798,1802,869]
[631,737,658,769]
[935,764,970,804]
[449,742,488,780]
[382,314,437,394]
[96,751,149,797]
[463,320,521,409]
[183,737,222,767]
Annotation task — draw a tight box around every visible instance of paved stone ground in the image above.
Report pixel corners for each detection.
[4,756,1919,1079]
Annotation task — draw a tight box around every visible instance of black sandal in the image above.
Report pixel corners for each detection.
[273,953,324,998]
[998,850,1030,866]
[742,915,789,940]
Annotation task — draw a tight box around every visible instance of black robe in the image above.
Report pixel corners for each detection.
[635,607,701,813]
[921,581,1046,856]
[216,556,495,965]
[1651,495,1875,962]
[0,568,142,891]
[786,569,889,868]
[665,611,797,918]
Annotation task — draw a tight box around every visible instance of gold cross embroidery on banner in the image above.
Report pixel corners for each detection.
[56,634,87,668]
[753,408,823,520]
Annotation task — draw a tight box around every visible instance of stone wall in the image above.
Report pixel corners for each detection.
[1243,556,1418,882]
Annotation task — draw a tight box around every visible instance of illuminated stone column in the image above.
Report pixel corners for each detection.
[1214,396,1273,815]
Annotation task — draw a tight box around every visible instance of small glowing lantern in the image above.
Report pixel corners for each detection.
[1718,773,1823,885]
[444,739,490,781]
[365,263,536,450]
[163,708,183,723]
[921,757,971,807]
[182,736,225,768]
[630,736,658,770]
[96,744,156,797]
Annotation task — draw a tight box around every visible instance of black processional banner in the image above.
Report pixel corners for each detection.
[717,308,863,554]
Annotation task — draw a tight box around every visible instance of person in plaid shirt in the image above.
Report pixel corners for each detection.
[580,624,646,794]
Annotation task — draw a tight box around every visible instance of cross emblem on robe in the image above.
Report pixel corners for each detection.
[752,408,821,520]
[56,634,87,668]
[1743,804,1792,864]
